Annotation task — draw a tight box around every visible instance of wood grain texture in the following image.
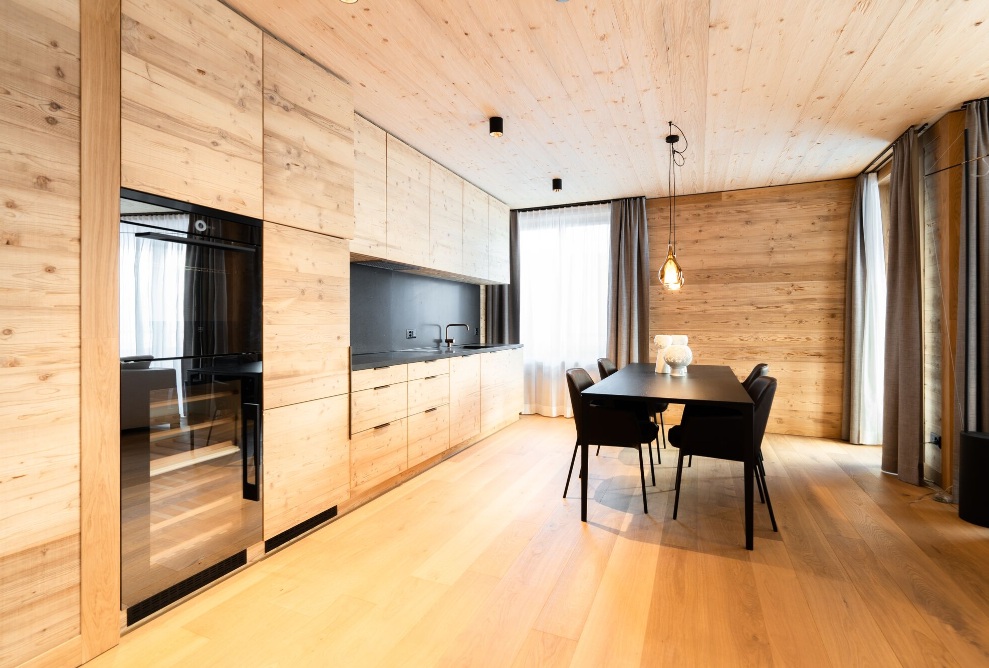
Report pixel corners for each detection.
[262,394,350,541]
[263,35,354,239]
[487,198,510,284]
[429,161,463,274]
[408,404,450,467]
[350,418,408,494]
[80,0,121,659]
[648,180,854,438]
[223,1,989,209]
[351,383,408,435]
[352,115,387,257]
[407,358,449,381]
[352,364,407,393]
[480,349,523,436]
[923,110,965,491]
[263,222,349,409]
[0,1,83,665]
[462,182,488,280]
[450,355,481,448]
[407,374,449,416]
[121,0,263,215]
[386,134,430,266]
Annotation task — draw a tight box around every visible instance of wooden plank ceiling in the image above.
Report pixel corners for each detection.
[225,0,989,209]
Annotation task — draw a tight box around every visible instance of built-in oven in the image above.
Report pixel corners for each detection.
[119,189,263,625]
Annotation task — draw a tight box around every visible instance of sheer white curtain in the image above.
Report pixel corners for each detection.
[842,174,887,444]
[519,203,611,417]
[120,214,189,407]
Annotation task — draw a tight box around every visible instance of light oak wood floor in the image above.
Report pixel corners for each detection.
[86,415,989,667]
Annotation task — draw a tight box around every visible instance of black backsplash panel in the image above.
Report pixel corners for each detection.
[350,265,481,354]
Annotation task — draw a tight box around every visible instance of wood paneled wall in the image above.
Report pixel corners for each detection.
[922,110,966,490]
[0,1,83,666]
[647,180,853,438]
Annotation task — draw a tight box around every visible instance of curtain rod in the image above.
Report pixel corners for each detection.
[515,198,614,214]
[860,122,930,176]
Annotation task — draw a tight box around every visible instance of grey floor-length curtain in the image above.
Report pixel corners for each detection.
[485,210,520,344]
[606,197,650,366]
[842,173,887,444]
[953,99,989,492]
[883,128,924,485]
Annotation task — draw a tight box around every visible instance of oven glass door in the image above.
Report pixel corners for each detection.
[120,359,261,609]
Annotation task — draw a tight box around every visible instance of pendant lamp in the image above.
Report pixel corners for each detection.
[660,121,688,290]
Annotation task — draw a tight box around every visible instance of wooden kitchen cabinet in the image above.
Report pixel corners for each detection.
[488,197,511,284]
[263,394,350,541]
[408,405,450,467]
[121,0,263,216]
[351,418,408,494]
[450,355,481,448]
[352,115,388,257]
[352,364,407,393]
[408,374,450,415]
[430,162,464,274]
[462,182,489,280]
[263,222,350,409]
[387,135,430,266]
[351,382,408,434]
[263,36,354,239]
[480,349,523,436]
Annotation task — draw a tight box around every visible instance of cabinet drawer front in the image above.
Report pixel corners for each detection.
[408,374,449,414]
[408,358,450,381]
[351,383,408,434]
[351,418,407,494]
[352,364,408,393]
[408,405,450,467]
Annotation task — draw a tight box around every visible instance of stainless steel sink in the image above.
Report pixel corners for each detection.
[459,344,501,349]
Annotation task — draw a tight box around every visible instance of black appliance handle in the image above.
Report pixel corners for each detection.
[134,231,257,253]
[242,402,261,502]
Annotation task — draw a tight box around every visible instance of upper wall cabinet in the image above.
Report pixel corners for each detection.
[462,182,489,280]
[429,162,464,275]
[121,0,263,217]
[352,115,387,257]
[488,197,510,284]
[386,135,431,266]
[263,36,354,239]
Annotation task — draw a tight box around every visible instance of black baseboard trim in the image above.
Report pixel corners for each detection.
[264,505,338,553]
[126,551,247,626]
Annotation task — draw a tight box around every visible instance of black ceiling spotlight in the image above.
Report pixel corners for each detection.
[489,116,503,137]
[552,178,563,192]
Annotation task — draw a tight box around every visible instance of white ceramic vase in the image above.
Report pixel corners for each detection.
[654,335,672,373]
[664,343,693,376]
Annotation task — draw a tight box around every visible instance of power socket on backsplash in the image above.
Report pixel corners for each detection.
[406,329,416,339]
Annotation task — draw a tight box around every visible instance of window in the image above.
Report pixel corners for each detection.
[518,203,611,417]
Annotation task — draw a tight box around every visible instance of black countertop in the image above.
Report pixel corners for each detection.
[352,344,523,371]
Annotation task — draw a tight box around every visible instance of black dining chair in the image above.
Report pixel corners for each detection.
[668,375,778,532]
[742,362,769,390]
[563,368,658,512]
[597,357,669,461]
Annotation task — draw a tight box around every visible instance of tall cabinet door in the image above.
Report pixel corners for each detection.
[121,0,263,216]
[263,35,354,239]
[352,115,387,258]
[450,355,481,447]
[462,182,489,280]
[430,162,463,274]
[386,135,430,266]
[488,197,510,284]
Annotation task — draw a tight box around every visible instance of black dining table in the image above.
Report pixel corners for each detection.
[579,363,757,549]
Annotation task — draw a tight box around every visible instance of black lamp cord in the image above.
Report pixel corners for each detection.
[667,121,688,253]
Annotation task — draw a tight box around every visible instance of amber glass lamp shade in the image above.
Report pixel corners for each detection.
[659,246,684,290]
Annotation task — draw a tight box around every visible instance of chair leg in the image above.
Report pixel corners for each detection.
[673,450,685,519]
[637,446,648,514]
[754,467,766,504]
[659,411,667,449]
[563,440,579,498]
[596,445,601,456]
[647,436,656,485]
[688,454,693,468]
[759,461,778,532]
